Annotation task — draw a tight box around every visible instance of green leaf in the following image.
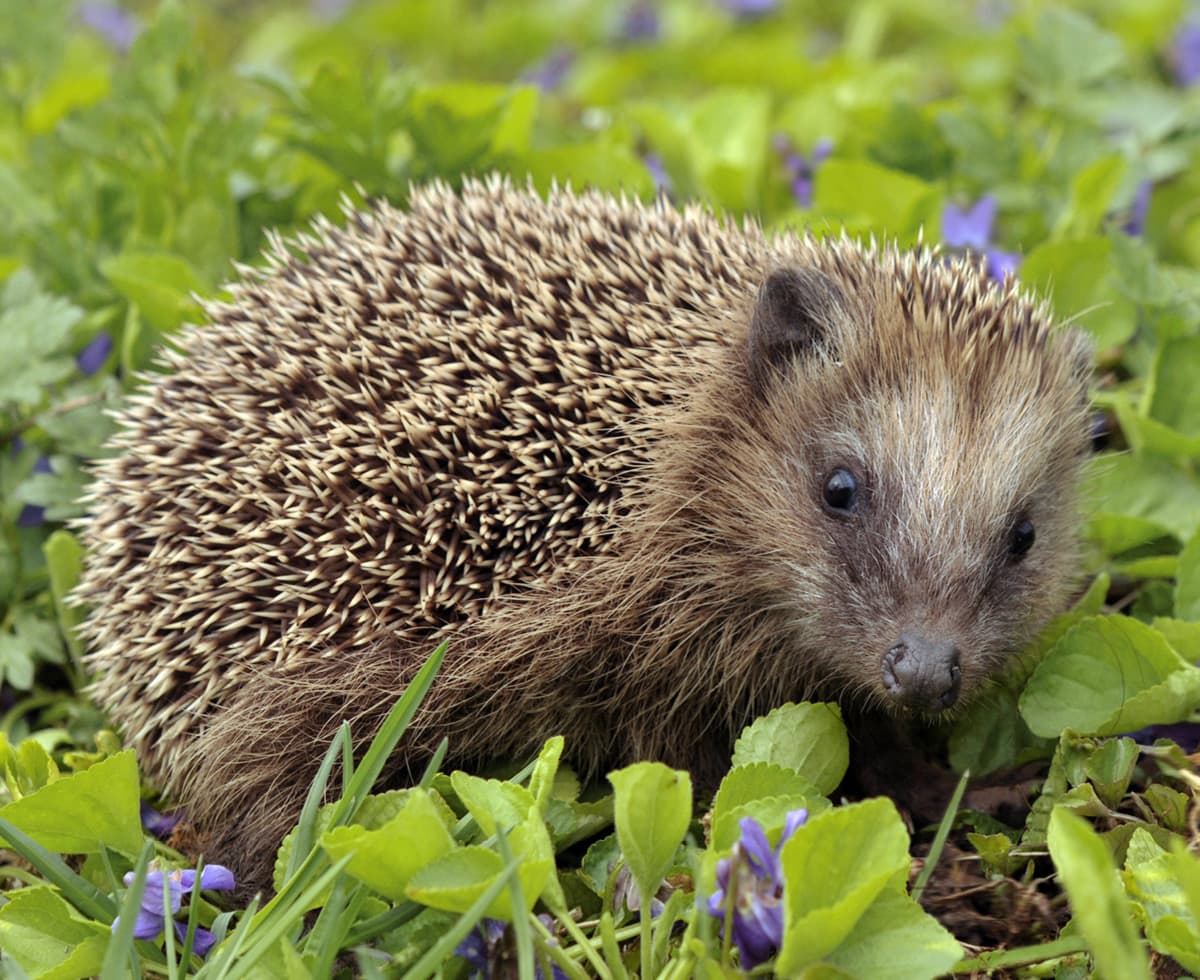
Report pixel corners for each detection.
[321,788,456,901]
[814,159,941,244]
[1047,807,1151,980]
[1019,237,1135,350]
[450,771,535,838]
[528,736,564,814]
[0,749,142,856]
[1149,336,1200,437]
[0,886,109,980]
[731,702,849,795]
[819,891,961,980]
[1054,156,1127,239]
[608,762,692,901]
[1123,829,1200,973]
[0,269,82,406]
[1020,616,1200,737]
[43,529,85,662]
[684,89,770,213]
[1175,528,1200,623]
[100,251,204,332]
[406,844,543,921]
[710,763,828,850]
[1017,8,1125,97]
[1086,453,1200,543]
[776,798,911,971]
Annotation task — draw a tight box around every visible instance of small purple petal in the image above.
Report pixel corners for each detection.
[33,455,53,475]
[1123,180,1152,236]
[942,196,996,250]
[77,332,113,376]
[780,808,808,844]
[16,505,46,528]
[175,922,220,957]
[131,908,166,940]
[718,0,778,18]
[736,817,776,876]
[77,3,141,53]
[1171,21,1200,87]
[181,865,237,893]
[1126,722,1200,750]
[620,2,659,41]
[732,904,779,968]
[811,138,834,165]
[791,175,814,208]
[986,248,1020,281]
[140,802,182,839]
[643,152,672,196]
[521,48,574,92]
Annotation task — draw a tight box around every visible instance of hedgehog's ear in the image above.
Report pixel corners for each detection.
[747,266,844,399]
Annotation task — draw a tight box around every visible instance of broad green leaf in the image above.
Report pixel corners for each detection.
[713,795,830,854]
[406,841,548,921]
[608,762,691,901]
[684,89,769,213]
[731,702,849,795]
[528,736,564,814]
[0,269,82,406]
[43,530,84,661]
[776,798,911,971]
[710,763,828,850]
[1123,829,1200,973]
[1020,616,1200,737]
[450,771,534,838]
[1086,453,1200,543]
[1017,8,1125,96]
[1150,337,1200,438]
[814,159,941,243]
[0,886,109,980]
[1176,529,1200,622]
[818,891,961,980]
[100,252,204,332]
[1019,237,1135,350]
[1047,807,1151,980]
[0,749,141,856]
[1054,156,1127,239]
[321,788,456,900]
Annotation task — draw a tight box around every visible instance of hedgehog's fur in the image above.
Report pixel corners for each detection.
[78,176,1092,891]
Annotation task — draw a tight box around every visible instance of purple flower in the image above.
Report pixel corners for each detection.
[1171,19,1200,86]
[78,3,141,53]
[1123,180,1152,236]
[521,48,574,93]
[707,809,808,969]
[718,0,778,18]
[620,2,659,42]
[775,135,832,209]
[455,917,566,979]
[140,802,182,839]
[77,332,113,376]
[112,865,235,957]
[643,152,672,197]
[16,456,54,528]
[942,196,1020,281]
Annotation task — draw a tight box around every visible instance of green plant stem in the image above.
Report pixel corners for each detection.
[530,914,592,980]
[951,935,1090,972]
[552,906,612,979]
[639,903,652,980]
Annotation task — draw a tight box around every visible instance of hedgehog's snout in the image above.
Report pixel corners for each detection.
[880,632,962,712]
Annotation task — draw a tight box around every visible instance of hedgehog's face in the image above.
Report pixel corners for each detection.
[740,262,1092,716]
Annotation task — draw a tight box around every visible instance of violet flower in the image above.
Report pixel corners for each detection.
[455,916,566,979]
[1170,18,1200,86]
[521,48,574,93]
[941,196,1020,280]
[775,135,832,209]
[718,0,778,18]
[16,455,53,528]
[77,331,113,376]
[620,2,660,42]
[643,152,672,197]
[707,809,808,969]
[1123,180,1152,236]
[78,3,141,53]
[139,802,182,839]
[112,865,235,957]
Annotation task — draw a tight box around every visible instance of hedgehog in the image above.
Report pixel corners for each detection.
[77,175,1093,892]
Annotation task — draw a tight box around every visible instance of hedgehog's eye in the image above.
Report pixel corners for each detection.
[822,468,859,514]
[1008,518,1035,561]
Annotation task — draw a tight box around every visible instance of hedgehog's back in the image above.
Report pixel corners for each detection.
[77,177,768,780]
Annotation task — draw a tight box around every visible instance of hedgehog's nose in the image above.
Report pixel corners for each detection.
[881,633,962,712]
